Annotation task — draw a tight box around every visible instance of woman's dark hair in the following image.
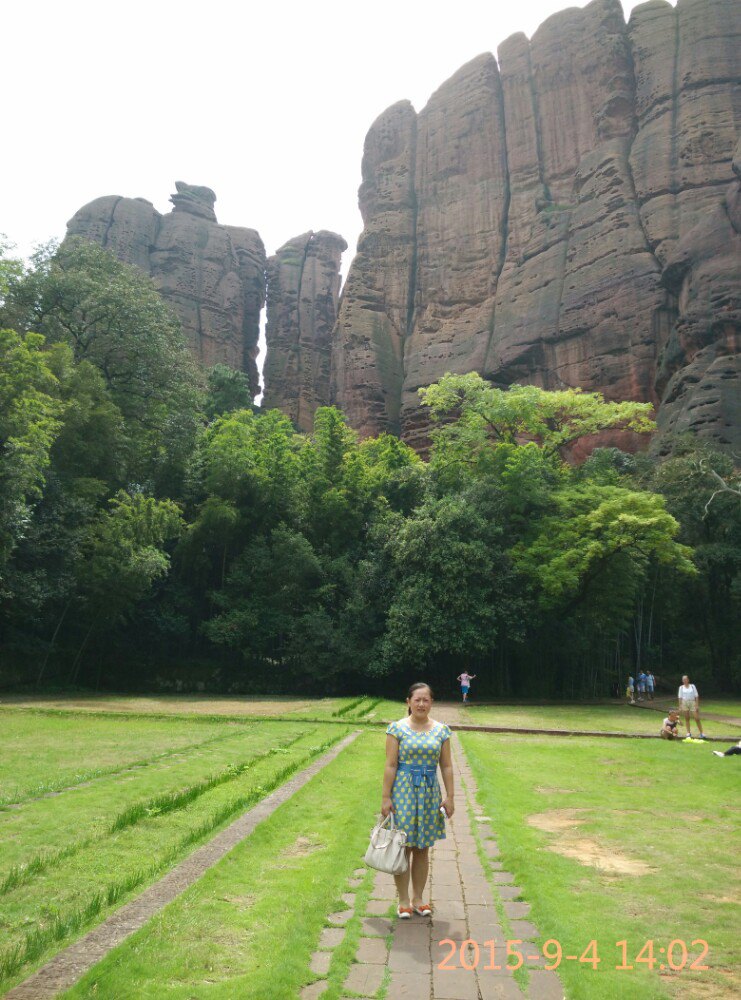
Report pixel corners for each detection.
[406,682,433,714]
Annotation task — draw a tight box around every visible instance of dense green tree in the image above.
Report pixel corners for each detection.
[67,492,184,680]
[421,373,654,485]
[0,330,62,573]
[205,364,254,420]
[646,448,741,687]
[1,239,204,492]
[371,487,526,677]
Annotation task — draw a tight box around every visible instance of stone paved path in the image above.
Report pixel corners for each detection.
[304,734,565,999]
[5,731,360,1000]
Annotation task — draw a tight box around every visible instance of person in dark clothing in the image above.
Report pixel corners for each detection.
[712,740,741,757]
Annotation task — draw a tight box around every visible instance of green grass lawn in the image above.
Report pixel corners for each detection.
[461,731,740,999]
[3,697,738,999]
[0,694,348,721]
[0,711,261,806]
[60,730,384,1000]
[685,699,741,718]
[0,710,350,993]
[463,703,741,735]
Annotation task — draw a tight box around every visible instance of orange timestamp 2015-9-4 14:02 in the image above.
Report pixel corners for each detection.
[436,938,710,973]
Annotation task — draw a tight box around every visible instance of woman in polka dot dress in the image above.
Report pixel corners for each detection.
[381,683,454,918]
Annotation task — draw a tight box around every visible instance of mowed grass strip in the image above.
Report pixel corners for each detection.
[0,725,348,992]
[0,728,313,897]
[0,695,347,721]
[461,732,740,1000]
[464,703,738,735]
[0,711,259,806]
[60,730,382,1000]
[0,721,309,877]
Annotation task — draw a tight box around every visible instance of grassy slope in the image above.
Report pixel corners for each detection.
[61,731,384,1000]
[0,712,255,805]
[0,720,347,993]
[0,721,310,872]
[461,732,740,1000]
[0,696,346,720]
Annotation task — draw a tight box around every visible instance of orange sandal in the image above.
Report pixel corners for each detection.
[414,903,432,916]
[397,905,413,919]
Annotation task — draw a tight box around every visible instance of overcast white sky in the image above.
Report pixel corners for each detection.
[4,0,656,270]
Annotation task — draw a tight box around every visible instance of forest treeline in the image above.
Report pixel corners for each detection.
[1,240,739,697]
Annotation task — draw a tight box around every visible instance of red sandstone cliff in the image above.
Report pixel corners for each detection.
[263,231,347,432]
[330,0,740,451]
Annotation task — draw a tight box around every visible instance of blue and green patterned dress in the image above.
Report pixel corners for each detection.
[386,719,451,848]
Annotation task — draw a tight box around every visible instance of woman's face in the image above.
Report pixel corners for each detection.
[407,687,432,718]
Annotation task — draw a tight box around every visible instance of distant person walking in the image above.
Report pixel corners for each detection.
[627,675,636,705]
[637,671,647,701]
[646,671,655,701]
[678,675,706,740]
[456,671,477,704]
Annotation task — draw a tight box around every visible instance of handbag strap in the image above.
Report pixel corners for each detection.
[370,812,403,849]
[378,811,396,831]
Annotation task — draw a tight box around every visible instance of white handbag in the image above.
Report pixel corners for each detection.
[364,812,409,874]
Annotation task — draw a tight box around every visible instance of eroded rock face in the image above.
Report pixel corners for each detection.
[656,138,741,446]
[331,101,418,436]
[331,0,741,452]
[263,231,347,431]
[66,184,266,395]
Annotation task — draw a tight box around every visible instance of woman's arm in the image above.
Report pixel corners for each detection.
[381,734,399,817]
[439,738,455,818]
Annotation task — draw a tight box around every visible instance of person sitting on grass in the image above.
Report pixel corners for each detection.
[660,710,682,740]
[678,675,706,740]
[712,740,741,758]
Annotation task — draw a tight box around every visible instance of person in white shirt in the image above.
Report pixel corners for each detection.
[677,675,706,740]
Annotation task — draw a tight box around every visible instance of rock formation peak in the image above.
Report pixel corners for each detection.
[66,184,265,394]
[170,181,218,222]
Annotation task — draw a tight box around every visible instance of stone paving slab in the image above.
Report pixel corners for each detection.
[344,961,386,995]
[318,926,346,950]
[356,937,388,963]
[528,968,566,998]
[386,971,432,998]
[309,950,332,975]
[509,919,539,940]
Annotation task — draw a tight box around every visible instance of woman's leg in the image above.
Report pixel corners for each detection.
[694,708,704,736]
[393,847,412,906]
[410,847,430,907]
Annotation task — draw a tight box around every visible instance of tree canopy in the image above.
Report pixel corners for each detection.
[1,246,738,695]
